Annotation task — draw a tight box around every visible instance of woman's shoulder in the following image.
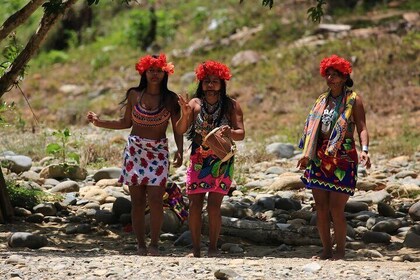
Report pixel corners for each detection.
[226,97,242,112]
[125,88,141,103]
[127,88,141,97]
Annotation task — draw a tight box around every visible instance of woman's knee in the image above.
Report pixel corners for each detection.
[315,203,329,213]
[206,200,223,214]
[188,194,205,209]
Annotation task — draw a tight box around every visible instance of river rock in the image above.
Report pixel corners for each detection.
[8,232,48,249]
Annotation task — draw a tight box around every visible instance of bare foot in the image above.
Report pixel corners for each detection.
[137,245,147,256]
[148,246,160,256]
[188,248,201,258]
[311,250,332,260]
[207,249,221,258]
[331,251,345,260]
[186,252,201,258]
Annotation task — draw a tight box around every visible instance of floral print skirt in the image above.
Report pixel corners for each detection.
[301,138,358,196]
[118,135,169,187]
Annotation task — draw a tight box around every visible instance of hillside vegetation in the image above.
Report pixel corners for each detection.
[1,0,419,162]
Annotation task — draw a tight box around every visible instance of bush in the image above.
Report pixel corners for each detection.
[6,180,46,209]
[126,8,177,49]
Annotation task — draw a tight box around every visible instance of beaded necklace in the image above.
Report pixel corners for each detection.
[195,99,222,137]
[321,89,344,134]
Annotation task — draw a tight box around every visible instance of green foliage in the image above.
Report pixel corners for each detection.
[42,0,66,15]
[307,0,326,23]
[126,8,177,49]
[0,101,16,127]
[191,7,209,31]
[1,35,26,88]
[33,50,69,68]
[0,0,28,23]
[91,52,111,71]
[46,128,80,164]
[45,50,70,64]
[126,9,154,49]
[87,0,101,5]
[156,10,177,42]
[0,100,26,131]
[243,0,326,22]
[400,0,420,10]
[64,30,80,50]
[240,0,273,9]
[6,179,46,209]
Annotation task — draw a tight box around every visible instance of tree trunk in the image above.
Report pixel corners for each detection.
[0,168,14,223]
[0,0,78,97]
[203,216,322,246]
[0,0,45,43]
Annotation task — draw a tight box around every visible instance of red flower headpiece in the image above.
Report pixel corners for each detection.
[135,53,174,75]
[319,55,352,77]
[195,60,232,81]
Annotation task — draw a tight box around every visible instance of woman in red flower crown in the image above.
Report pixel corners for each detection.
[87,54,183,256]
[297,55,371,260]
[176,60,245,257]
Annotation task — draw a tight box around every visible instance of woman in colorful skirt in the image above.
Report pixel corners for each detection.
[297,55,371,260]
[87,54,183,256]
[176,61,245,257]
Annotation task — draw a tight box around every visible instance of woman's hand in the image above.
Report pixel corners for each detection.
[177,94,192,117]
[172,150,183,168]
[219,125,232,138]
[297,157,309,170]
[86,111,100,126]
[359,151,371,169]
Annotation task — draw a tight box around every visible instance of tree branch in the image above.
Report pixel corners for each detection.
[0,0,46,43]
[0,0,79,97]
[0,167,14,223]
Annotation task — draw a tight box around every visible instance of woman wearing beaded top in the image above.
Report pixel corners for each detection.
[176,60,245,257]
[297,55,371,260]
[87,54,183,256]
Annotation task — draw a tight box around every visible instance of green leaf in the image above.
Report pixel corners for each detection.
[334,168,346,181]
[42,0,65,15]
[46,143,62,155]
[87,0,100,5]
[67,152,80,164]
[262,0,274,9]
[63,128,71,138]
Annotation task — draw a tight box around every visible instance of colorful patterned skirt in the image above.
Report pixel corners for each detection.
[163,182,188,222]
[301,138,358,196]
[186,142,234,195]
[118,135,169,187]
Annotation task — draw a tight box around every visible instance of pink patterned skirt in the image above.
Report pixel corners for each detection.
[186,142,234,195]
[118,135,169,187]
